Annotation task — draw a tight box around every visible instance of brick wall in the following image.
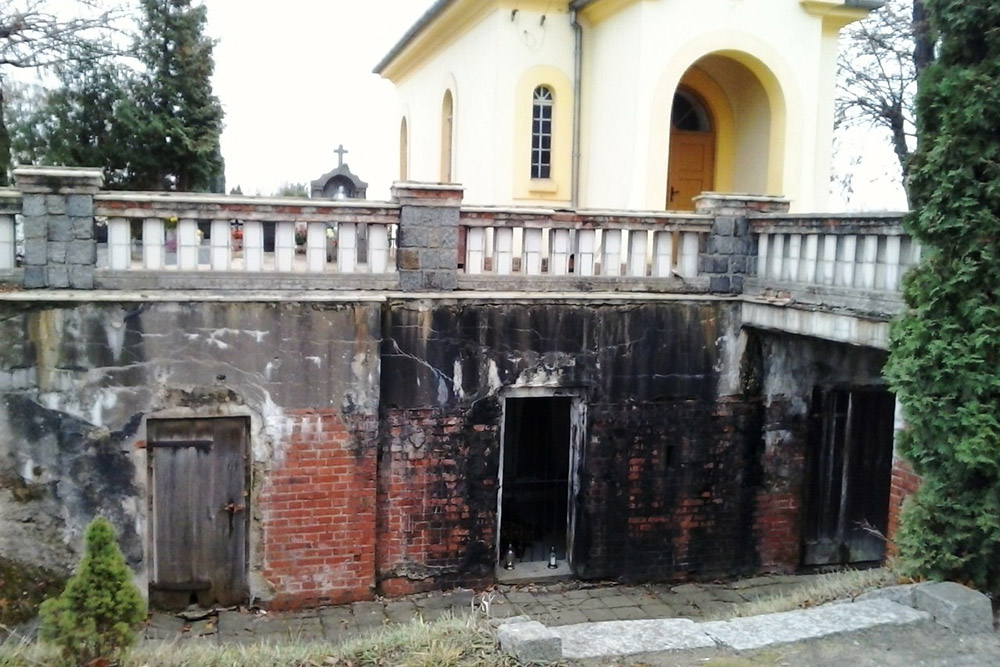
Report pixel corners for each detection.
[376,403,499,596]
[887,456,921,554]
[259,409,378,609]
[754,398,808,571]
[574,398,763,581]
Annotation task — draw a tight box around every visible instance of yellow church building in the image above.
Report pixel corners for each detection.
[375,0,879,213]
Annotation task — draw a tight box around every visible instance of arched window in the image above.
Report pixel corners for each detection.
[671,90,712,133]
[399,117,409,181]
[441,90,454,183]
[531,86,554,179]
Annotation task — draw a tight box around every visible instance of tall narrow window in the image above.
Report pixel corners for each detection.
[531,86,553,179]
[441,90,454,183]
[399,117,409,181]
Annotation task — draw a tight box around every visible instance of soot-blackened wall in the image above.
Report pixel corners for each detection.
[378,298,763,592]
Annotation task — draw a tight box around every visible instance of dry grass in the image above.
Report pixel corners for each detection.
[0,613,516,667]
[719,567,903,620]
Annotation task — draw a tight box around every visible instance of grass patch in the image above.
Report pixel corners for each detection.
[719,567,903,620]
[0,613,517,667]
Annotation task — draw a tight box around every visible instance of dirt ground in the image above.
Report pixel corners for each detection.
[571,621,1000,667]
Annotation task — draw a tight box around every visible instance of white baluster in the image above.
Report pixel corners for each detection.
[177,219,199,270]
[769,234,784,280]
[523,228,543,275]
[0,215,12,270]
[786,234,801,282]
[495,227,514,275]
[757,233,769,279]
[337,222,357,273]
[466,228,485,274]
[577,229,597,276]
[602,229,622,276]
[369,224,389,274]
[884,235,902,291]
[821,234,837,285]
[837,234,857,287]
[627,229,649,277]
[803,234,819,284]
[143,218,165,270]
[107,217,131,271]
[243,221,263,271]
[306,222,326,273]
[549,228,571,275]
[679,231,700,278]
[653,230,675,278]
[860,234,878,289]
[210,219,231,271]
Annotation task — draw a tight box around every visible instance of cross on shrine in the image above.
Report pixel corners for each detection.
[334,144,349,167]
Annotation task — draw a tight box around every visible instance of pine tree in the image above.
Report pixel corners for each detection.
[39,517,146,666]
[125,0,224,191]
[884,0,1000,594]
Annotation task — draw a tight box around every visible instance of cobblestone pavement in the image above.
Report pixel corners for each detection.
[144,573,827,645]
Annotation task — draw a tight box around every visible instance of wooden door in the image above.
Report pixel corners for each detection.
[667,131,715,211]
[148,417,248,609]
[802,388,895,566]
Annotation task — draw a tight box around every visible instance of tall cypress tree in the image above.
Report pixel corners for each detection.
[126,0,224,191]
[885,0,1000,594]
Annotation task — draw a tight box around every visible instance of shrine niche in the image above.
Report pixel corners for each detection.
[311,144,368,200]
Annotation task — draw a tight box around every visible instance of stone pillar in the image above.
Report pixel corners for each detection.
[391,182,464,291]
[14,166,103,289]
[695,193,790,294]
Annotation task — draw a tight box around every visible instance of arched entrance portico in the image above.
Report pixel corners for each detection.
[665,52,784,211]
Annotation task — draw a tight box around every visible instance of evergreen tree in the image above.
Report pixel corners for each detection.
[885,0,1000,594]
[39,517,146,666]
[123,0,224,191]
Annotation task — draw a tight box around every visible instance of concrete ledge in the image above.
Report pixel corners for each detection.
[496,619,561,663]
[913,582,994,634]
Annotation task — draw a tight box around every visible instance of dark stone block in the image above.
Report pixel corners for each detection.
[48,215,73,242]
[47,265,70,288]
[45,195,67,215]
[710,276,731,292]
[712,217,736,236]
[708,236,737,255]
[399,227,428,248]
[66,195,94,218]
[700,255,729,274]
[23,241,47,266]
[67,241,96,266]
[69,264,95,289]
[22,195,45,218]
[398,249,420,270]
[23,266,46,288]
[730,256,749,274]
[424,270,457,291]
[398,271,424,292]
[71,216,94,241]
[735,218,749,236]
[22,215,47,240]
[48,241,68,264]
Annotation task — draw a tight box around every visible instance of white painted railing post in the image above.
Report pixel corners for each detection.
[577,229,597,276]
[786,233,801,283]
[243,221,263,271]
[860,235,878,289]
[107,217,131,271]
[275,222,296,272]
[653,230,674,278]
[627,229,648,277]
[821,234,837,285]
[757,233,769,279]
[494,227,514,275]
[306,222,327,273]
[803,234,819,284]
[177,219,200,271]
[210,219,231,271]
[337,222,358,273]
[679,231,700,278]
[549,228,571,275]
[0,215,14,270]
[769,233,785,280]
[369,224,389,274]
[602,229,622,276]
[466,227,485,274]
[884,235,902,291]
[142,218,165,270]
[837,234,857,287]
[522,228,543,275]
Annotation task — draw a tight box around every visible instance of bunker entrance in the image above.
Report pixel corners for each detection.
[803,387,895,567]
[498,396,577,578]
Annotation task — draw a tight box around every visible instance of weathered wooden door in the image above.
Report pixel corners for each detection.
[802,388,895,566]
[667,131,715,211]
[148,417,248,609]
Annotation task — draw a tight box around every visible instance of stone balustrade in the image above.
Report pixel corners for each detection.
[0,190,20,273]
[458,208,712,292]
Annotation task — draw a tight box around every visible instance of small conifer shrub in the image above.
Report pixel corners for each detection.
[39,517,146,666]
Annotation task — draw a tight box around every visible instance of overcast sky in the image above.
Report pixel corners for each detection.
[203,0,426,199]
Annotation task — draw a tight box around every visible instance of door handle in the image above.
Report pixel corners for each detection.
[669,186,680,202]
[222,502,245,515]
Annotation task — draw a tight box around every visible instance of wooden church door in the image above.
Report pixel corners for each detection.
[667,90,715,211]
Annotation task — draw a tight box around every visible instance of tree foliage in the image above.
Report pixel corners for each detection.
[835,0,934,204]
[884,0,1000,595]
[38,517,146,666]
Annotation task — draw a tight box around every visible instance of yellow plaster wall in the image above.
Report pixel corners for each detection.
[512,66,574,204]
